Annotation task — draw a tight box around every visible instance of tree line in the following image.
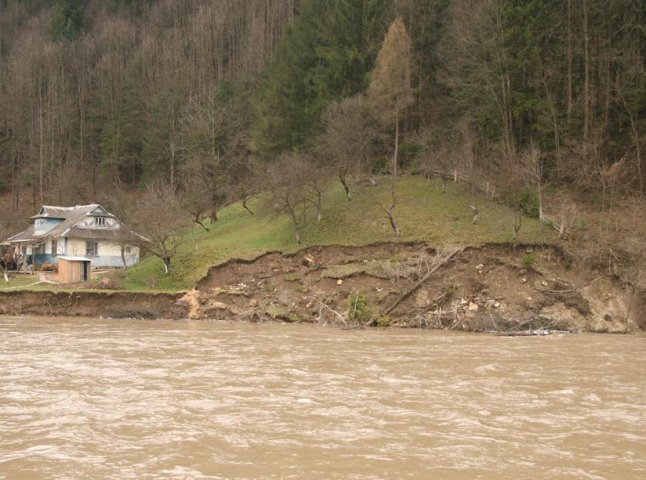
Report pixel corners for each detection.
[0,0,644,269]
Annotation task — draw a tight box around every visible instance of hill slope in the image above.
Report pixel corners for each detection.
[124,176,556,291]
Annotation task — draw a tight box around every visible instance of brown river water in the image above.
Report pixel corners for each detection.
[0,316,644,480]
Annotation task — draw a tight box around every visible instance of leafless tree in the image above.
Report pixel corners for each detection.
[129,183,190,274]
[264,153,315,244]
[320,95,377,201]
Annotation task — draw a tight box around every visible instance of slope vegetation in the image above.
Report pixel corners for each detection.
[124,176,556,291]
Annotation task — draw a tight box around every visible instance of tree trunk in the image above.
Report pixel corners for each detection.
[339,172,351,201]
[583,0,591,143]
[566,0,574,121]
[393,100,399,177]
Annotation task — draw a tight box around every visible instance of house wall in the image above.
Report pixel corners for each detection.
[65,239,139,267]
[29,238,139,268]
[45,239,64,255]
[66,238,87,257]
[33,218,62,236]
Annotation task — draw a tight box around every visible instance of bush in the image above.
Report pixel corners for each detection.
[347,291,372,324]
[515,187,540,219]
[522,253,535,268]
[399,141,424,166]
[0,178,7,194]
[376,315,391,327]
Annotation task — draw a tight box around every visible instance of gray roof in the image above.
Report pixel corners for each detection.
[58,256,92,262]
[6,204,142,244]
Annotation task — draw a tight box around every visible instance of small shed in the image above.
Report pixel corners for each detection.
[58,256,91,283]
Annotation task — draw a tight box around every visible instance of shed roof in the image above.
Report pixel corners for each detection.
[58,256,92,262]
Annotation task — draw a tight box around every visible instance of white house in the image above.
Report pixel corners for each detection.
[5,204,144,268]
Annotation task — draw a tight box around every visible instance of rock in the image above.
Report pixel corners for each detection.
[468,302,479,311]
[302,254,317,267]
[249,298,258,308]
[494,302,501,308]
[521,277,527,284]
[336,279,343,286]
[475,263,484,270]
[96,277,118,290]
[415,289,429,308]
[541,280,548,287]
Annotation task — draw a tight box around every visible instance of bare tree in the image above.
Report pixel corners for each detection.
[264,154,314,244]
[321,95,376,201]
[129,183,190,274]
[377,184,401,238]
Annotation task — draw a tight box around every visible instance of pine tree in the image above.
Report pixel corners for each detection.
[252,0,392,154]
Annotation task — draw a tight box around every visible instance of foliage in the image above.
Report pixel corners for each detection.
[252,0,392,153]
[51,0,85,41]
[522,252,535,268]
[123,176,555,291]
[513,187,540,219]
[376,315,391,327]
[347,291,372,324]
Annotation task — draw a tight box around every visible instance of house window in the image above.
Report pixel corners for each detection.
[86,241,98,257]
[51,239,58,256]
[95,217,106,227]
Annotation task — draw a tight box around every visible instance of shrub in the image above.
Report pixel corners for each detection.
[522,253,535,268]
[515,187,540,219]
[399,141,424,167]
[347,291,372,324]
[0,178,7,194]
[439,285,457,305]
[376,315,391,327]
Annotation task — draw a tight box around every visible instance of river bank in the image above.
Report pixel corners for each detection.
[1,242,642,333]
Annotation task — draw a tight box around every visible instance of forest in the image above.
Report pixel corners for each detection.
[0,0,644,275]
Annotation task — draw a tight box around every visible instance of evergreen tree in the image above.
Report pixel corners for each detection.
[51,0,85,41]
[252,0,392,154]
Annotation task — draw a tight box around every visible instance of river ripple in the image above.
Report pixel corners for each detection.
[0,316,644,479]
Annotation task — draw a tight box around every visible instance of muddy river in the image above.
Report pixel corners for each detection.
[0,316,644,479]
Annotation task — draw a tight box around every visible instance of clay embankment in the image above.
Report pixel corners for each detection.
[0,290,188,319]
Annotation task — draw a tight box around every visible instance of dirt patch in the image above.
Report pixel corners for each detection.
[0,290,189,319]
[190,242,640,333]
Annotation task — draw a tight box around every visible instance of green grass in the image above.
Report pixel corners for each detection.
[123,175,557,291]
[0,275,68,291]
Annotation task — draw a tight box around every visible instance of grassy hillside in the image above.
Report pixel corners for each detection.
[123,176,557,291]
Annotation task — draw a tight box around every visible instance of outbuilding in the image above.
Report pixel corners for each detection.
[57,256,92,283]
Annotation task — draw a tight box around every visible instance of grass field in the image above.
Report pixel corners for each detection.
[122,175,557,291]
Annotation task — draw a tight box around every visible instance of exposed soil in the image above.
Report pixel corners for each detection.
[0,290,188,319]
[1,242,642,332]
[188,242,643,333]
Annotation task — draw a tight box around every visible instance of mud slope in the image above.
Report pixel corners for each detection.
[0,291,189,319]
[186,242,642,332]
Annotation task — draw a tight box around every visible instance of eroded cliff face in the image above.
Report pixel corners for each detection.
[185,242,642,333]
[1,242,642,333]
[0,290,189,319]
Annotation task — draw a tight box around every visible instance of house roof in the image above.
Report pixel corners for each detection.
[5,204,143,245]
